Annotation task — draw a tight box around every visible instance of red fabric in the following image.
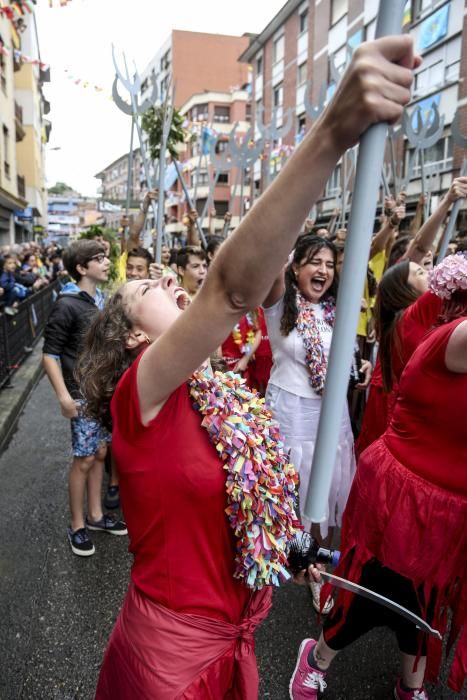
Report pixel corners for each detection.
[325,319,467,692]
[110,354,250,625]
[356,292,442,456]
[250,309,273,393]
[96,583,272,699]
[221,316,255,387]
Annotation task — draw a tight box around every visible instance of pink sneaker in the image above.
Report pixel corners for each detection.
[289,638,327,699]
[394,678,429,699]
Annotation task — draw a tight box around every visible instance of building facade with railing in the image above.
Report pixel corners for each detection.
[0,5,50,246]
[240,0,467,228]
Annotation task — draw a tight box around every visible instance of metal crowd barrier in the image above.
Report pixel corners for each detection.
[0,280,62,389]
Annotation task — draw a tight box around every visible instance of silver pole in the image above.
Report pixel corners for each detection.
[304,0,407,523]
[437,158,467,262]
[125,117,135,216]
[173,159,208,248]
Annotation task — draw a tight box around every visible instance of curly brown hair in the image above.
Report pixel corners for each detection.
[75,290,138,432]
[280,235,338,336]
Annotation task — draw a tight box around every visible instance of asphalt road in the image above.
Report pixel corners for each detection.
[0,377,459,699]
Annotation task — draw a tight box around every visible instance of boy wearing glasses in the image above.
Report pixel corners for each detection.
[43,240,127,556]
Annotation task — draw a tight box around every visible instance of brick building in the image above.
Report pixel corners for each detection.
[165,88,251,237]
[241,0,467,229]
[139,30,251,109]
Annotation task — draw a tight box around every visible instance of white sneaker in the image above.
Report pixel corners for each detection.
[309,580,334,615]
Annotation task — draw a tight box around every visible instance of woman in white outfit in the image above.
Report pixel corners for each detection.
[263,235,370,613]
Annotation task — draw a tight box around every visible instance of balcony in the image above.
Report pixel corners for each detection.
[15,102,26,142]
[17,175,26,199]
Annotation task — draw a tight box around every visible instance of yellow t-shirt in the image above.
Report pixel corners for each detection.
[357,250,387,337]
[117,251,128,283]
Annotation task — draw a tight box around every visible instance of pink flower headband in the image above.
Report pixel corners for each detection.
[429,253,467,300]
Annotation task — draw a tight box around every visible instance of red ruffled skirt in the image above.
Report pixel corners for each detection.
[324,438,467,692]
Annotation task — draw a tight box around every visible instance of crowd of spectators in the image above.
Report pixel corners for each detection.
[0,242,66,316]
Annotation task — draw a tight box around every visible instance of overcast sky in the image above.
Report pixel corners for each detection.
[35,0,286,197]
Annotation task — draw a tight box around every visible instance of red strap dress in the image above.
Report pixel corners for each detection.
[95,354,271,699]
[329,318,467,692]
[356,291,442,456]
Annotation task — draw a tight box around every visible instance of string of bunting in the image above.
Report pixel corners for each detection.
[0,43,49,70]
[0,1,35,20]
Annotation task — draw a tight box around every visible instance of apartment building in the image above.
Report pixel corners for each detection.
[241,0,466,227]
[0,5,49,246]
[139,30,251,108]
[95,149,143,207]
[166,88,251,235]
[0,9,26,244]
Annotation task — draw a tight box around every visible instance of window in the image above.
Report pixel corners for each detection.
[245,103,252,122]
[0,38,6,94]
[325,164,341,196]
[273,35,284,64]
[214,106,230,123]
[214,201,229,217]
[331,0,348,25]
[160,50,171,72]
[3,124,9,179]
[412,0,437,21]
[197,171,209,187]
[273,83,283,108]
[215,140,228,154]
[299,7,308,34]
[218,172,229,184]
[297,62,307,86]
[256,54,263,75]
[297,114,306,132]
[192,103,209,122]
[445,59,460,83]
[406,134,453,177]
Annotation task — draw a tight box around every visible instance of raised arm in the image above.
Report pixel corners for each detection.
[370,193,405,257]
[123,190,158,252]
[405,177,467,264]
[185,209,201,247]
[137,37,419,417]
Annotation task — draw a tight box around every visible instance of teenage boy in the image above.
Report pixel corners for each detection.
[43,240,127,556]
[177,246,208,299]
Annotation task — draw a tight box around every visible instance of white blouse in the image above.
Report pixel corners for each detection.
[263,296,333,399]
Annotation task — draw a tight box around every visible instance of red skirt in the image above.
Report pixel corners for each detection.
[324,438,467,692]
[95,583,272,699]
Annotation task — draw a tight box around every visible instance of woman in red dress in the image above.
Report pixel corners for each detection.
[290,254,467,700]
[356,177,467,456]
[77,39,417,699]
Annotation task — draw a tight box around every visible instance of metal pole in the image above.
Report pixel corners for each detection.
[304,0,407,523]
[173,159,207,248]
[125,117,135,216]
[437,157,467,262]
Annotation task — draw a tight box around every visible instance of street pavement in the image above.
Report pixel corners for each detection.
[0,376,459,699]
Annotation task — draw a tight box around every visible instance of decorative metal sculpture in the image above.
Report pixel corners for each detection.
[303,80,327,121]
[112,46,162,259]
[402,102,445,217]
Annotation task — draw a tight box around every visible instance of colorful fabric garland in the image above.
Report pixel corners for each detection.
[190,370,301,590]
[232,312,257,356]
[295,291,335,395]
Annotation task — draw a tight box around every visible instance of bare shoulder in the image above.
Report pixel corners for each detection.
[445,319,467,373]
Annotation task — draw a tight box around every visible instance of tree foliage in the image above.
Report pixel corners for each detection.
[141,106,187,161]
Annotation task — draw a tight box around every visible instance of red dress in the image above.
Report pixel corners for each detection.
[356,291,442,456]
[96,354,271,699]
[249,308,273,395]
[328,318,467,692]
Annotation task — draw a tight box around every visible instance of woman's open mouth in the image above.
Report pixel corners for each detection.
[174,288,191,309]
